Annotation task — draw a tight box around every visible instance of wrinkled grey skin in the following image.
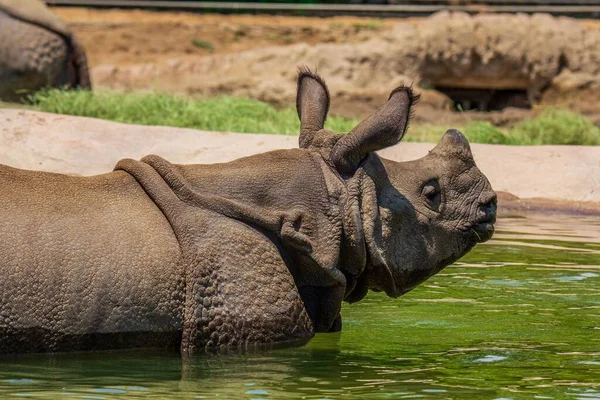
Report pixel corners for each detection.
[0,0,91,102]
[0,69,496,355]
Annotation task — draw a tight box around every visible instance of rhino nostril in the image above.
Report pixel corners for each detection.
[480,194,497,222]
[485,201,496,214]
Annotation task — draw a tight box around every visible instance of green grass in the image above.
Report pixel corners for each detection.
[24,90,600,145]
[511,108,600,145]
[462,108,600,145]
[28,89,358,135]
[462,122,513,145]
[351,19,384,31]
[190,38,215,52]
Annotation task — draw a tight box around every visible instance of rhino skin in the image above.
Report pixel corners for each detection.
[0,69,496,355]
[0,0,91,102]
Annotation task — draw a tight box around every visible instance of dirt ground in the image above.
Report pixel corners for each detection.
[53,8,425,119]
[53,8,600,125]
[53,8,407,67]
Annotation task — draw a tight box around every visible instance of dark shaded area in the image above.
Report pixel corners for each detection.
[435,86,531,112]
[0,328,181,355]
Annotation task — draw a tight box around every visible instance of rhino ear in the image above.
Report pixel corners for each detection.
[331,86,417,177]
[296,67,330,148]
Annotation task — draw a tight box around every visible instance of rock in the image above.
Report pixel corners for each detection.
[541,69,600,114]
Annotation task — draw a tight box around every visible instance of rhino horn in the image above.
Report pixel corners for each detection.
[430,129,474,160]
[331,86,418,177]
[296,66,330,148]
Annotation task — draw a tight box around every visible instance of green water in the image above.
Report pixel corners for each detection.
[1,214,599,399]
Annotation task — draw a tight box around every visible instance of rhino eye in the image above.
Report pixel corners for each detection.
[422,180,441,210]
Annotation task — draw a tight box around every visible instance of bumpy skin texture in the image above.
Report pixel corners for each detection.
[0,167,184,353]
[0,0,91,102]
[0,70,496,355]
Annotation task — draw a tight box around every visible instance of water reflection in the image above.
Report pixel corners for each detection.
[0,213,598,398]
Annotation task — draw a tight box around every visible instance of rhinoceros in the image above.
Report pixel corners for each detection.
[0,69,496,355]
[0,0,91,102]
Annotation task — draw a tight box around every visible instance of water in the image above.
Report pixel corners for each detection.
[1,213,599,399]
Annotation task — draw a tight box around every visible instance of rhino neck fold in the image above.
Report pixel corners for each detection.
[138,155,319,254]
[116,153,367,331]
[358,169,399,299]
[139,154,354,331]
[337,168,381,303]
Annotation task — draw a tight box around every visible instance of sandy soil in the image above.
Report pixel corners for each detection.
[53,8,405,67]
[1,109,598,214]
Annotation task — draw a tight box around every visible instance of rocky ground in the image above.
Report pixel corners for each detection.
[54,7,600,126]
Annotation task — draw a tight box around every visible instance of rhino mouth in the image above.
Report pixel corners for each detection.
[468,195,497,243]
[469,208,496,243]
[459,212,496,243]
[471,221,495,243]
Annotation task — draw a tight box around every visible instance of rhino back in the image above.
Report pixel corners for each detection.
[173,149,326,204]
[0,13,69,101]
[0,0,71,39]
[0,165,183,354]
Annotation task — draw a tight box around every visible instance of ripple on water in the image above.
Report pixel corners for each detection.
[555,273,600,282]
[471,355,509,363]
[4,379,35,384]
[91,388,127,394]
[245,389,270,395]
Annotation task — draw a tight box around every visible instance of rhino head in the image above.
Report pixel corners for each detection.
[296,68,497,303]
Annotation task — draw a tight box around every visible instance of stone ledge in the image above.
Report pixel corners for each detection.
[1,109,598,209]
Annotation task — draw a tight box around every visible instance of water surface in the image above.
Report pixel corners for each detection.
[1,213,599,399]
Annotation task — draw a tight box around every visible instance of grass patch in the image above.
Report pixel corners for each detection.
[351,19,384,31]
[462,122,513,145]
[462,109,600,145]
[29,89,358,135]
[25,90,600,145]
[511,108,600,145]
[191,38,214,52]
